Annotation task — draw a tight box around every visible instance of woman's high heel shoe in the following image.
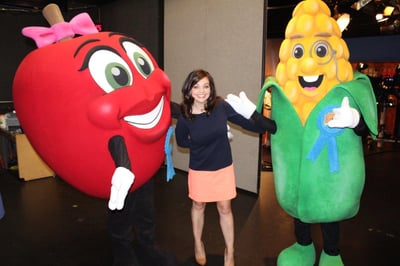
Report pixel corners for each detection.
[195,241,206,265]
[195,256,206,266]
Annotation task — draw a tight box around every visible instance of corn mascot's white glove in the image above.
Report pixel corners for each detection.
[108,167,135,210]
[327,97,360,128]
[225,91,256,119]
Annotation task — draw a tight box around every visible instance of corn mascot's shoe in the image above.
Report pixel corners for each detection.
[277,242,316,266]
[319,251,344,266]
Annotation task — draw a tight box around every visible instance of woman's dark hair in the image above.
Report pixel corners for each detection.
[180,69,219,120]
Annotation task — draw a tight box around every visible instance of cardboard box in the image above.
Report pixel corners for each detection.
[16,134,55,181]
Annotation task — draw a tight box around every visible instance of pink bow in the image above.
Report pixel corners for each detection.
[22,12,99,48]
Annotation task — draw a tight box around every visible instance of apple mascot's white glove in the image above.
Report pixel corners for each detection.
[327,97,360,128]
[225,91,256,119]
[108,167,135,210]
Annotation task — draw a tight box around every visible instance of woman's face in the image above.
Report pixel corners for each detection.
[190,77,211,105]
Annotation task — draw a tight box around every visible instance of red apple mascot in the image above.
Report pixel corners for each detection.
[13,4,176,265]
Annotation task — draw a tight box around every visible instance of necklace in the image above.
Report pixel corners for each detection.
[192,104,205,114]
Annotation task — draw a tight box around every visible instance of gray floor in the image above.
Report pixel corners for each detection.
[0,140,399,265]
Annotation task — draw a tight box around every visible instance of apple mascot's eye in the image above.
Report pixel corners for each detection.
[122,41,155,79]
[88,49,133,93]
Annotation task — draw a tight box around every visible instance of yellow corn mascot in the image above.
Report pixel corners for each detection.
[226,0,378,265]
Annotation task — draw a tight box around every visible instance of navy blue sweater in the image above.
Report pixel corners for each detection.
[175,100,268,171]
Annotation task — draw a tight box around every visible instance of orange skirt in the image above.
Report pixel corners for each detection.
[188,164,237,202]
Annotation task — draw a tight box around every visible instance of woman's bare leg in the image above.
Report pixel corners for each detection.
[217,199,235,266]
[192,200,206,264]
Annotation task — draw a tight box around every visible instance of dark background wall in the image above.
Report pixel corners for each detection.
[0,9,52,103]
[99,0,163,64]
[0,0,399,102]
[346,35,400,62]
[0,0,162,102]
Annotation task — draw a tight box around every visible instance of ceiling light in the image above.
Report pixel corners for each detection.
[337,13,350,32]
[383,6,395,17]
[376,13,384,20]
[357,63,368,71]
[377,17,389,23]
[352,0,373,11]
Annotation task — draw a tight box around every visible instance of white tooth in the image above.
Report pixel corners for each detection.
[303,75,318,82]
[123,97,164,129]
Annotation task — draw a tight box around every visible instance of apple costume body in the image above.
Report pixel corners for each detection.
[13,8,176,265]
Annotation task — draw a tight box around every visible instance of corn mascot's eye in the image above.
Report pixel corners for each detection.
[314,42,329,58]
[293,44,304,59]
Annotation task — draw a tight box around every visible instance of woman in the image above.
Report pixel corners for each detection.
[175,69,276,266]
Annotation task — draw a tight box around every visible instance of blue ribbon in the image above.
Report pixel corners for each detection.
[306,105,344,173]
[164,126,176,181]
